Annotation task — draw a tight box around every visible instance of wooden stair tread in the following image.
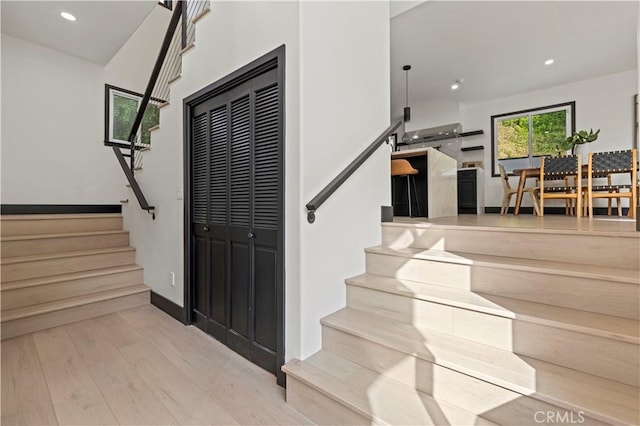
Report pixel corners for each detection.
[322,308,639,425]
[366,245,640,283]
[1,246,135,265]
[283,352,497,426]
[0,229,127,242]
[382,218,640,239]
[1,284,149,322]
[1,264,143,291]
[347,273,640,343]
[0,213,122,221]
[191,6,210,24]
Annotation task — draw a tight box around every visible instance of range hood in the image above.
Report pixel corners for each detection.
[403,123,463,144]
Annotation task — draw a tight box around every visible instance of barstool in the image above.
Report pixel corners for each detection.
[391,159,420,217]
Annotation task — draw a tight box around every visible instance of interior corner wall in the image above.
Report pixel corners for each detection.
[298,1,391,359]
[458,69,638,209]
[105,6,171,94]
[0,34,125,205]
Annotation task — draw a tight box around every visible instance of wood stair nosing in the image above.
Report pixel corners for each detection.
[0,264,143,292]
[346,274,640,343]
[1,283,150,322]
[0,289,149,340]
[0,229,128,242]
[1,266,144,311]
[1,230,130,258]
[381,220,640,239]
[381,224,640,270]
[365,245,640,285]
[1,247,137,283]
[319,307,639,426]
[1,215,123,237]
[1,246,136,265]
[283,353,499,426]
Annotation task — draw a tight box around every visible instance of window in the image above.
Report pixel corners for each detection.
[105,85,162,147]
[491,102,575,176]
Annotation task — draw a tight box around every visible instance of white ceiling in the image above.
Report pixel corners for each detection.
[1,1,157,65]
[391,1,638,112]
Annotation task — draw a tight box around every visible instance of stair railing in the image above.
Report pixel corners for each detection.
[125,1,183,172]
[305,120,402,223]
[112,0,209,219]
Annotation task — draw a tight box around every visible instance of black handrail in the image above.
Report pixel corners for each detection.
[113,147,156,219]
[305,120,402,223]
[127,1,183,172]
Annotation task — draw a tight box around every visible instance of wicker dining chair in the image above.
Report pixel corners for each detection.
[587,149,637,218]
[539,155,582,217]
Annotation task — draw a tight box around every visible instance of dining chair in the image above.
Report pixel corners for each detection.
[498,164,540,215]
[539,155,582,217]
[587,149,637,218]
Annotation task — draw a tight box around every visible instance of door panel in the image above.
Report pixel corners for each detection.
[254,246,277,352]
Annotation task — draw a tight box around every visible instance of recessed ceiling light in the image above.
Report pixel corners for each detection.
[60,12,76,21]
[545,59,555,66]
[451,83,459,90]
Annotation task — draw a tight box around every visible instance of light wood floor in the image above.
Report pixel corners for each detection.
[1,305,312,426]
[393,213,638,234]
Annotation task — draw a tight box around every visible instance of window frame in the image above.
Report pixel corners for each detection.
[490,101,575,177]
[104,84,164,148]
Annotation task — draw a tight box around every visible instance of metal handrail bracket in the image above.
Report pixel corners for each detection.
[305,120,402,223]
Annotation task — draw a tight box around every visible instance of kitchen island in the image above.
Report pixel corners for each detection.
[391,147,458,218]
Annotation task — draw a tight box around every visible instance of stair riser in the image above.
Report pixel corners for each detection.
[1,251,136,282]
[365,253,639,319]
[470,267,640,320]
[286,378,370,425]
[1,290,149,340]
[382,225,640,270]
[513,322,639,387]
[1,233,129,258]
[1,216,122,237]
[322,327,613,426]
[346,286,639,386]
[1,269,143,310]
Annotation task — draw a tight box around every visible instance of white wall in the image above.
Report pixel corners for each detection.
[105,6,171,94]
[0,35,125,204]
[298,1,390,358]
[1,4,171,206]
[458,69,638,208]
[123,0,391,361]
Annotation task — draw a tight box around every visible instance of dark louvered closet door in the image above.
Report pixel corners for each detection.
[226,81,252,358]
[190,67,281,375]
[191,92,229,338]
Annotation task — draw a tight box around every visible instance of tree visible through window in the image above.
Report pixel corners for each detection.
[492,102,574,176]
[107,86,161,146]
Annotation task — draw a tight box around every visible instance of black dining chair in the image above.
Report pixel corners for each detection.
[587,149,637,218]
[539,155,582,217]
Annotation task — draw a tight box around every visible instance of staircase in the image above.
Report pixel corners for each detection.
[0,214,150,340]
[283,220,640,425]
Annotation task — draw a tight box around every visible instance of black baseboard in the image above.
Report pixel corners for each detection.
[150,291,186,324]
[1,204,121,215]
[485,206,631,216]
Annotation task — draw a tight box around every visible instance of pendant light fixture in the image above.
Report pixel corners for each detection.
[403,65,412,122]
